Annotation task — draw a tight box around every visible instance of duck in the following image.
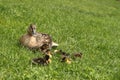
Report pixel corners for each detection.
[61,56,71,64]
[20,24,58,52]
[55,50,71,64]
[32,54,51,65]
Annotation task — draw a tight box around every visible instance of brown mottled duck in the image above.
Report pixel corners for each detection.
[20,24,58,52]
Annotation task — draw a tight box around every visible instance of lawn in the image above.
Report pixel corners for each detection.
[0,0,120,80]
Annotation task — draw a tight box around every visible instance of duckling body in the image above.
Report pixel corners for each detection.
[73,53,82,58]
[20,24,58,51]
[61,56,71,64]
[32,54,51,65]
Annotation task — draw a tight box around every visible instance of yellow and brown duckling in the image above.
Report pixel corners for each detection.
[55,50,71,64]
[20,24,58,52]
[32,50,52,65]
[32,54,51,65]
[61,56,71,64]
[45,49,52,58]
[44,54,52,64]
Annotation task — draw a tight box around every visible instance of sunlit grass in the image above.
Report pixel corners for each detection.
[0,0,120,80]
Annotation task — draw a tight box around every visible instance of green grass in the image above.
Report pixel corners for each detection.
[0,0,120,80]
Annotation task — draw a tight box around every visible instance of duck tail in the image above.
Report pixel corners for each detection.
[52,42,59,47]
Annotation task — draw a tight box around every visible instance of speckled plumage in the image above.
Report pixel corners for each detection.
[19,24,58,52]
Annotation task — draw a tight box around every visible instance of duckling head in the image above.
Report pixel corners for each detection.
[46,50,52,58]
[44,55,51,64]
[28,24,36,36]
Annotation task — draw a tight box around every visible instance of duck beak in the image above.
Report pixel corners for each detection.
[32,29,36,34]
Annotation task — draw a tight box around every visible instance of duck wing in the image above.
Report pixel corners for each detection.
[35,33,52,47]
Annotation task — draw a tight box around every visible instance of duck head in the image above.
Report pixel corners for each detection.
[28,24,36,36]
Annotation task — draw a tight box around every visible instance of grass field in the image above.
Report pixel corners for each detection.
[0,0,120,80]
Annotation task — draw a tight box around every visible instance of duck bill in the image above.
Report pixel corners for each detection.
[32,30,36,34]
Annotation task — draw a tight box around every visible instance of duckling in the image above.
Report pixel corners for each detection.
[32,57,45,65]
[32,54,51,65]
[61,56,71,64]
[44,54,51,64]
[56,50,71,64]
[20,24,58,52]
[72,52,82,59]
[45,49,52,58]
[40,44,50,53]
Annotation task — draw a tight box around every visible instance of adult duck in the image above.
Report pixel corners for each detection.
[19,24,58,52]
